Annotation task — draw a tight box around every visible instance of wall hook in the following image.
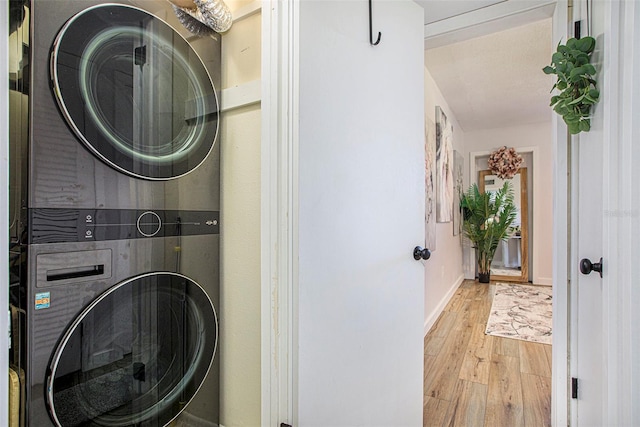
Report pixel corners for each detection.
[369,0,381,46]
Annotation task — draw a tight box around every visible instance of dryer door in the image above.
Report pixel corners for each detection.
[46,272,217,426]
[51,4,219,180]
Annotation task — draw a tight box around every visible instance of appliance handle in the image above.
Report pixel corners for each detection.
[46,265,105,282]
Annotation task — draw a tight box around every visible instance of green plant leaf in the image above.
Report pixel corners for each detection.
[564,112,580,123]
[575,53,589,65]
[569,67,584,78]
[569,76,581,84]
[568,122,581,134]
[579,119,591,132]
[543,65,555,74]
[582,64,596,75]
[570,49,584,58]
[589,88,600,99]
[577,36,596,53]
[566,38,577,49]
[567,94,586,106]
[552,52,564,63]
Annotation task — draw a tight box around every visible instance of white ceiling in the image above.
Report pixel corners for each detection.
[424,18,553,132]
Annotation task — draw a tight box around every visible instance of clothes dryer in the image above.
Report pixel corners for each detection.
[29,0,221,211]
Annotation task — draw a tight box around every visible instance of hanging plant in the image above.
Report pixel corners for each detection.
[488,146,523,180]
[542,36,599,135]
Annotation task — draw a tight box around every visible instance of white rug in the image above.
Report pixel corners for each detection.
[485,283,553,345]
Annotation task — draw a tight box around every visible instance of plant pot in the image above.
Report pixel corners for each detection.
[478,272,491,283]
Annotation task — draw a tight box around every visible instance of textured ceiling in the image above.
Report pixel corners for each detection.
[424,18,553,132]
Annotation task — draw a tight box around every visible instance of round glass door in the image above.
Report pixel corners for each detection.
[51,4,219,180]
[46,273,218,426]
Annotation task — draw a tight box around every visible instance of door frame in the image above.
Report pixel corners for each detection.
[424,1,572,426]
[569,1,639,425]
[469,147,541,284]
[259,1,576,426]
[261,1,299,426]
[550,3,570,425]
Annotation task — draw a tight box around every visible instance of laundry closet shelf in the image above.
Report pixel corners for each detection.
[220,79,261,112]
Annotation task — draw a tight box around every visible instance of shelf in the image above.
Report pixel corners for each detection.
[220,79,261,112]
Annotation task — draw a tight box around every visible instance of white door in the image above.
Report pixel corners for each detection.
[295,1,425,426]
[571,1,640,425]
[571,68,605,426]
[571,3,604,422]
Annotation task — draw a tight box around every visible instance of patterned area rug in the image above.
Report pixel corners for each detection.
[485,283,553,345]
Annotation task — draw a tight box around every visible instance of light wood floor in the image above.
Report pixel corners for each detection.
[423,280,551,427]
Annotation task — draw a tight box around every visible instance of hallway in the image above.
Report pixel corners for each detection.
[423,280,551,427]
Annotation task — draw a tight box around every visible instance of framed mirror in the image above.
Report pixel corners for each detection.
[479,168,529,282]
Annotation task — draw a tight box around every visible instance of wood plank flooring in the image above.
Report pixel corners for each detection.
[424,280,551,427]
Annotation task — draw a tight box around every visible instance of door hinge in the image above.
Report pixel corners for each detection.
[572,377,579,399]
[280,424,293,427]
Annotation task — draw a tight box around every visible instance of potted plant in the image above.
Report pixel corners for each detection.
[460,182,517,283]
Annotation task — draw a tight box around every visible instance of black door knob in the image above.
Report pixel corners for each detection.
[413,246,431,261]
[580,257,603,278]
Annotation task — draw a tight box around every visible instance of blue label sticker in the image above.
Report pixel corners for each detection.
[35,292,51,310]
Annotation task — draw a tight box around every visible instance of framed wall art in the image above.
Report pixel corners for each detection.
[453,150,464,236]
[425,117,437,250]
[436,106,453,223]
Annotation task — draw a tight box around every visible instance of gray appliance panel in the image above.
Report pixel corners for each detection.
[27,233,219,426]
[29,0,221,211]
[29,208,220,244]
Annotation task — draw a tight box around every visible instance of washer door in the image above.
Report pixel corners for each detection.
[51,4,219,180]
[46,272,217,426]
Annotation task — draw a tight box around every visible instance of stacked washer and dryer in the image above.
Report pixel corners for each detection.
[10,1,222,425]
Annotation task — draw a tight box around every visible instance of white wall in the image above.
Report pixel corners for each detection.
[219,3,262,425]
[422,67,466,334]
[464,121,554,285]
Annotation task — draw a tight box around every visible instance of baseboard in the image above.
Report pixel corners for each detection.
[535,276,553,286]
[423,273,465,336]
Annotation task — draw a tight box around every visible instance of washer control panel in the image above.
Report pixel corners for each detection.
[136,211,162,237]
[30,208,219,244]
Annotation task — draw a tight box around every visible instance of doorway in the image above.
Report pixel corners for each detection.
[425,18,554,286]
[422,3,557,425]
[471,150,537,283]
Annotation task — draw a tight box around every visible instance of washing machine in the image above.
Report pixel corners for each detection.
[9,0,222,425]
[27,233,220,427]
